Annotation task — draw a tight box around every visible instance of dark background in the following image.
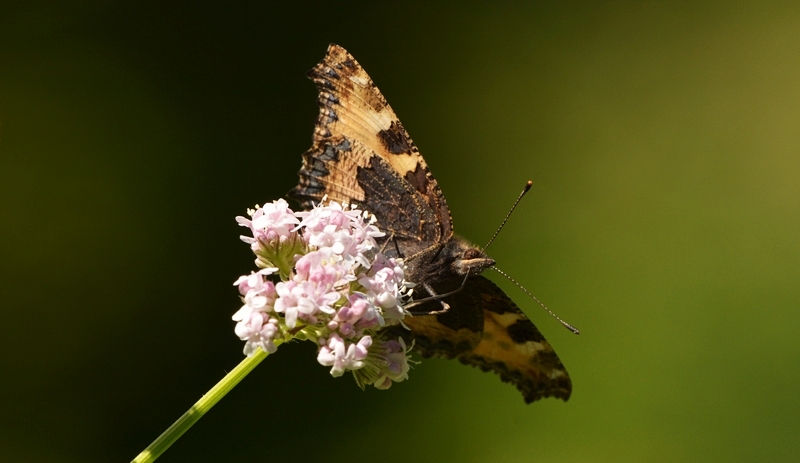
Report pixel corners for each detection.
[2,2,799,462]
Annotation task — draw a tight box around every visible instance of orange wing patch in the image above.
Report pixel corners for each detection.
[462,288,572,403]
[307,44,425,178]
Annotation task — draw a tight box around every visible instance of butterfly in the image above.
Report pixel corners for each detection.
[290,44,571,403]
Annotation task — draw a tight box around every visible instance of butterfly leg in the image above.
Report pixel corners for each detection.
[378,233,406,259]
[407,283,451,315]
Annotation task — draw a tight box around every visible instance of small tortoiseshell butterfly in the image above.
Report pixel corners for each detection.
[290,44,571,403]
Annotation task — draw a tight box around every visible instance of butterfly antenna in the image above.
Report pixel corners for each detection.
[481,180,533,253]
[490,266,580,335]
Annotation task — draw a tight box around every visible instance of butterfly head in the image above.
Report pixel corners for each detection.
[448,238,495,277]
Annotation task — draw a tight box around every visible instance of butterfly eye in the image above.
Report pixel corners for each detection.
[463,248,481,260]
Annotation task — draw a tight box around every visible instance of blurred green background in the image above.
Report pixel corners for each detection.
[2,1,799,462]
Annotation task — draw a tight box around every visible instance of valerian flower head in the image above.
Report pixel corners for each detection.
[233,199,416,391]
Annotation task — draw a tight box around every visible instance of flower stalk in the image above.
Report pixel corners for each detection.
[131,345,276,463]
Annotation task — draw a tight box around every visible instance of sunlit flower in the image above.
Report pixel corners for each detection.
[316,334,372,377]
[235,312,281,356]
[231,268,278,322]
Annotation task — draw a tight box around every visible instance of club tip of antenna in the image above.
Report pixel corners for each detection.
[524,180,533,193]
[560,320,580,335]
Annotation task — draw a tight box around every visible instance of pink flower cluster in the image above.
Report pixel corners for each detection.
[233,199,414,390]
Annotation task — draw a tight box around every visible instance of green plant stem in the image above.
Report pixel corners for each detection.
[131,345,276,463]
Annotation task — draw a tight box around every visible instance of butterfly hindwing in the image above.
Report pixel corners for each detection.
[398,275,572,403]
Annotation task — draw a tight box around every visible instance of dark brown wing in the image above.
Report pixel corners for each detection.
[290,44,452,257]
[399,275,572,403]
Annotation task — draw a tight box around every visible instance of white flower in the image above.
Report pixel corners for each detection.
[235,312,280,356]
[317,334,373,377]
[232,268,278,322]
